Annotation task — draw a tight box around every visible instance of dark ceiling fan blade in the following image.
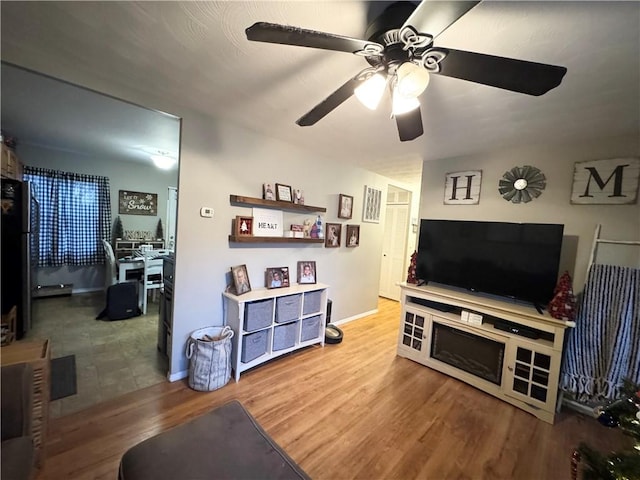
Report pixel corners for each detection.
[402,1,481,40]
[246,22,383,56]
[395,106,424,142]
[296,77,363,127]
[434,48,567,96]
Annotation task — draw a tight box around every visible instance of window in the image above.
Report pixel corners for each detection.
[24,166,111,267]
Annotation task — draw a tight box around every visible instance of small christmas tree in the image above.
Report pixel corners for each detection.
[407,250,418,284]
[573,379,640,480]
[113,216,124,241]
[156,219,164,240]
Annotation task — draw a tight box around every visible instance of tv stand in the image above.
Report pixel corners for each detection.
[397,283,574,424]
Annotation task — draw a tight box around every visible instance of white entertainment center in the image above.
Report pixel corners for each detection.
[397,282,574,424]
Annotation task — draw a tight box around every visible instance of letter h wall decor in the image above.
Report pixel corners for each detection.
[444,170,482,205]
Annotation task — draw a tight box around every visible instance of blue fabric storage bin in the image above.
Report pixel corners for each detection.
[275,294,301,323]
[244,299,274,332]
[302,291,322,316]
[273,322,298,351]
[241,330,269,363]
[301,315,322,342]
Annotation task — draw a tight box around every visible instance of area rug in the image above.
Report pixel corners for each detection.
[50,354,77,401]
[119,399,310,479]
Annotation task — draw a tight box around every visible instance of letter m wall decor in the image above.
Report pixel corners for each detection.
[570,158,639,205]
[444,170,482,205]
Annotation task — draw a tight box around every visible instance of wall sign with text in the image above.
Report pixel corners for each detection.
[119,190,158,216]
[444,170,482,205]
[571,158,639,205]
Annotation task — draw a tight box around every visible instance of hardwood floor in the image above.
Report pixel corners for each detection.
[39,298,628,480]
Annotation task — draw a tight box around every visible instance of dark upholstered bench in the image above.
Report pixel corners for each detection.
[119,400,310,480]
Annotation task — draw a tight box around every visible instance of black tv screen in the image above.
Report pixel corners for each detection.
[416,220,564,306]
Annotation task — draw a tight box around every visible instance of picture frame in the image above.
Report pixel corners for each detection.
[363,185,382,223]
[297,261,317,284]
[338,194,353,219]
[346,224,360,247]
[293,189,304,205]
[234,216,253,236]
[325,223,341,248]
[263,183,275,201]
[275,183,293,202]
[231,264,251,295]
[265,267,290,289]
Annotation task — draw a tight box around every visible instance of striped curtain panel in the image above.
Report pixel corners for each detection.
[560,264,640,401]
[24,166,111,267]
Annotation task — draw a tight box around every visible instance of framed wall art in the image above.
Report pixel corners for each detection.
[325,223,341,248]
[571,158,639,205]
[297,261,316,284]
[119,190,158,216]
[234,216,253,237]
[363,185,382,223]
[275,183,293,202]
[263,183,275,201]
[346,225,360,247]
[444,170,482,205]
[338,194,353,219]
[231,264,251,295]
[266,267,290,289]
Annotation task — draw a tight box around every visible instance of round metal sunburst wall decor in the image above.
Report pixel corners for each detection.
[498,165,546,203]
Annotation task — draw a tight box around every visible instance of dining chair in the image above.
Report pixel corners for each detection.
[102,239,118,289]
[139,254,164,315]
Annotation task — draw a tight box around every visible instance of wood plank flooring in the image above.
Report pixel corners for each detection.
[39,298,628,479]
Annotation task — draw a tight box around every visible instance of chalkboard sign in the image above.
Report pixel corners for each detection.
[119,190,157,216]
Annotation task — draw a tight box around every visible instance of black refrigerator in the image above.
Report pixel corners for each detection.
[1,178,39,339]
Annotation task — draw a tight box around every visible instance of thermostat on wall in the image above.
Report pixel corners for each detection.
[200,207,214,218]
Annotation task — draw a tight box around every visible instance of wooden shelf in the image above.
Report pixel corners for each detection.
[229,194,326,213]
[228,235,324,244]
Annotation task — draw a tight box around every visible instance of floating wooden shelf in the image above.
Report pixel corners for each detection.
[229,194,326,213]
[228,235,324,244]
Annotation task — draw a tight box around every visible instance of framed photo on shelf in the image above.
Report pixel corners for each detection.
[263,183,275,201]
[363,185,382,223]
[346,225,360,247]
[234,216,253,237]
[338,194,353,219]
[275,183,293,202]
[266,267,290,289]
[297,261,316,284]
[325,223,341,248]
[231,264,251,295]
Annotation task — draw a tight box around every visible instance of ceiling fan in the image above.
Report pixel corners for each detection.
[245,1,567,142]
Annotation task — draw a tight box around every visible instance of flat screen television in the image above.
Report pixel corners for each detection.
[416,219,564,307]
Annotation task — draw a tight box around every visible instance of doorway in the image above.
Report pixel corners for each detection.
[379,185,412,301]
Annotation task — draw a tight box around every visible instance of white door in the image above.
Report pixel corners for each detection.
[166,187,178,250]
[379,188,411,300]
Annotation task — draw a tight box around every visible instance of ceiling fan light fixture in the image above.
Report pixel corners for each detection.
[396,62,430,99]
[392,88,420,115]
[150,154,177,170]
[354,73,386,110]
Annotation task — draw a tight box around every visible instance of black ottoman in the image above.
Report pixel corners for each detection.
[119,400,309,480]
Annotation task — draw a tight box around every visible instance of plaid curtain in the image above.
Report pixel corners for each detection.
[24,166,111,267]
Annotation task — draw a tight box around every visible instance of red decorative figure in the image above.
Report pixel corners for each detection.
[407,250,418,284]
[547,271,577,321]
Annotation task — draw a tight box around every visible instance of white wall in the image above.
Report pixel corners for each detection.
[17,144,178,291]
[419,134,640,293]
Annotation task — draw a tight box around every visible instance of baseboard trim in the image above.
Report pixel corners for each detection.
[168,370,188,382]
[332,309,378,326]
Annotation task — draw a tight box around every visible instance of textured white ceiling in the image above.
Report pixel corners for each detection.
[1,1,638,185]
